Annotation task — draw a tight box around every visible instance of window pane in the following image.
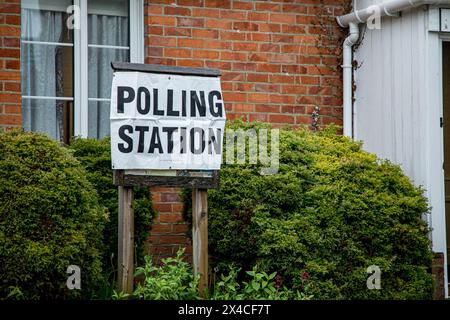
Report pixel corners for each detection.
[21,5,74,143]
[21,43,73,97]
[88,101,110,139]
[88,14,129,47]
[87,0,129,139]
[88,47,129,99]
[22,99,73,143]
[21,8,73,43]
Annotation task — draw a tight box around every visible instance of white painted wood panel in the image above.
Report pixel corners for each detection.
[353,4,447,264]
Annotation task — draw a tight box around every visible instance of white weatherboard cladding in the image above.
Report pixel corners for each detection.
[353,3,448,296]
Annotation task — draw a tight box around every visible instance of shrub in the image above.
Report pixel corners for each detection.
[133,249,200,300]
[68,137,155,294]
[0,130,106,299]
[201,121,434,300]
[130,249,306,300]
[211,265,311,300]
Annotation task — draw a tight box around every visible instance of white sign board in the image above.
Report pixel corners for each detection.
[110,71,226,170]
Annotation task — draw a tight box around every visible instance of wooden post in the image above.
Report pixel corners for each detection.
[192,188,208,297]
[118,186,134,294]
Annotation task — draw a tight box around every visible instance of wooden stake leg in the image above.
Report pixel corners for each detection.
[192,188,208,297]
[118,186,135,294]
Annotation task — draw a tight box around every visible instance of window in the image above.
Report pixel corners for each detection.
[20,0,144,143]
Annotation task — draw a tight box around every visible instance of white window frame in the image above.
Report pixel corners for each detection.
[74,0,144,138]
[21,0,144,138]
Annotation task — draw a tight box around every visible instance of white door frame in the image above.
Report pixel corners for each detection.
[431,32,450,298]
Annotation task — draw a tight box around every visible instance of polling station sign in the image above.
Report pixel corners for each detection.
[110,67,226,170]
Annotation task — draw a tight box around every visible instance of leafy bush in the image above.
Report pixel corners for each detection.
[133,249,200,300]
[68,137,155,293]
[0,130,106,299]
[203,121,434,300]
[130,249,305,300]
[211,265,311,300]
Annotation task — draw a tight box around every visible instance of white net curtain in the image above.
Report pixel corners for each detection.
[21,0,130,142]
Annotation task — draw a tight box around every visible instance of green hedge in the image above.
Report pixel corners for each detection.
[0,131,105,299]
[202,121,433,300]
[69,137,154,293]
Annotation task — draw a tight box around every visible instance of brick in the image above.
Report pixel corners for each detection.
[148,36,177,47]
[233,42,258,52]
[164,6,191,16]
[172,224,189,233]
[3,104,20,114]
[153,203,172,213]
[147,46,164,57]
[177,59,205,68]
[0,4,20,14]
[0,70,19,81]
[147,25,163,35]
[172,203,185,212]
[146,5,163,15]
[220,10,247,20]
[0,114,21,125]
[3,37,20,48]
[250,113,268,122]
[205,0,231,9]
[205,19,232,30]
[164,27,191,37]
[192,29,219,39]
[247,73,269,83]
[192,8,220,18]
[177,17,204,27]
[161,192,182,202]
[270,13,297,24]
[0,92,19,103]
[269,114,295,124]
[176,0,203,6]
[233,22,258,32]
[4,83,19,92]
[178,38,204,48]
[0,48,19,58]
[248,11,268,21]
[164,48,192,58]
[159,236,187,245]
[233,1,253,10]
[193,50,220,59]
[159,213,184,223]
[248,93,269,103]
[151,224,173,234]
[148,16,176,26]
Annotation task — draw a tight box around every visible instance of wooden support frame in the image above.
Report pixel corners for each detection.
[113,169,219,189]
[118,186,134,294]
[112,62,222,296]
[192,189,209,297]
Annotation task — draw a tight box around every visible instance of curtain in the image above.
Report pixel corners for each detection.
[21,9,66,141]
[88,14,129,139]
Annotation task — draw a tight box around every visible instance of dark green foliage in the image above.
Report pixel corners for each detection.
[204,121,434,300]
[127,249,309,300]
[133,249,200,300]
[69,137,154,292]
[0,130,105,299]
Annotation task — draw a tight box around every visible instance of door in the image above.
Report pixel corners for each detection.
[442,42,450,290]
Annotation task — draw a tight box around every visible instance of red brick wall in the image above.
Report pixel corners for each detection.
[149,187,192,261]
[144,0,348,127]
[144,0,350,260]
[0,0,21,129]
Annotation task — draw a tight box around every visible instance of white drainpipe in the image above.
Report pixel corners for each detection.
[342,23,359,138]
[337,0,450,138]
